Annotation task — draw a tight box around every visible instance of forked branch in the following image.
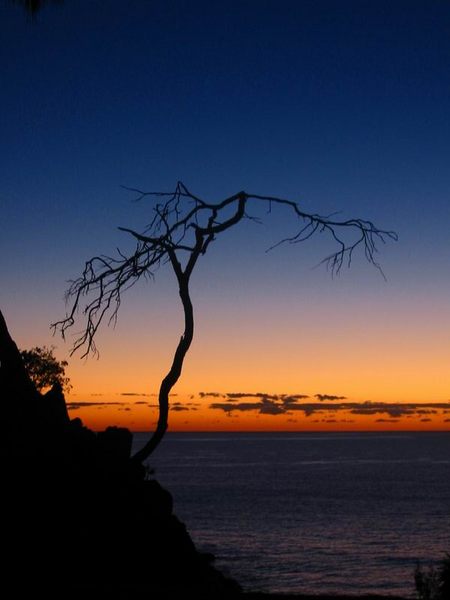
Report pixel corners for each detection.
[52,182,397,462]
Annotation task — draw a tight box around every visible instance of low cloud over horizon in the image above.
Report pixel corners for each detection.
[67,399,198,412]
[199,391,310,402]
[66,392,450,426]
[209,399,450,422]
[315,394,347,401]
[67,401,129,410]
[200,391,349,403]
[67,400,160,411]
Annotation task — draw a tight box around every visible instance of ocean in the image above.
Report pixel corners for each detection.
[132,432,450,597]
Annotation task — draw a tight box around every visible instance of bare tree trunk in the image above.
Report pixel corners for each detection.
[52,184,396,462]
[132,278,194,463]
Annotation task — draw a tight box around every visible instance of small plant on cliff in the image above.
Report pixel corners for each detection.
[415,554,450,600]
[20,345,71,393]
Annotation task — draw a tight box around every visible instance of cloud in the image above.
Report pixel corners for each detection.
[67,400,160,412]
[201,391,309,403]
[209,399,450,420]
[315,394,347,401]
[259,399,286,415]
[375,418,400,423]
[296,405,326,417]
[210,400,322,417]
[119,392,167,397]
[350,404,416,418]
[210,402,261,414]
[120,392,154,397]
[168,402,196,412]
[282,395,309,404]
[225,392,279,401]
[67,401,128,409]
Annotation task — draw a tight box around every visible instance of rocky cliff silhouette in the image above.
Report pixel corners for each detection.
[0,309,240,598]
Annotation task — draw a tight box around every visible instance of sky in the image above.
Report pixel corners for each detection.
[1,0,449,431]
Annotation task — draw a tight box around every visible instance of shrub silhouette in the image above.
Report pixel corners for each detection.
[415,554,450,600]
[20,345,71,393]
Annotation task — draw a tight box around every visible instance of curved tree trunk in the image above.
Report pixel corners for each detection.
[132,277,194,463]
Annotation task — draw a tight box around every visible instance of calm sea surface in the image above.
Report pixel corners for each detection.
[132,432,450,597]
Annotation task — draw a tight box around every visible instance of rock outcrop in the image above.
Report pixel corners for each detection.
[0,309,241,598]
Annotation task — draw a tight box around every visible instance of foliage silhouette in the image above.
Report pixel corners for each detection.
[11,0,63,17]
[415,554,450,600]
[20,345,71,393]
[52,182,397,462]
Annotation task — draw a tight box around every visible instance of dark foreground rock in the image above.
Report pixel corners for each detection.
[0,310,240,598]
[3,422,241,598]
[0,310,412,600]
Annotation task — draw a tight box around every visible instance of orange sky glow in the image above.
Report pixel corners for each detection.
[49,286,449,433]
[7,270,449,434]
[9,277,449,434]
[66,397,450,433]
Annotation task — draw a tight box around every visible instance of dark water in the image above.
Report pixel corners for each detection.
[132,432,450,597]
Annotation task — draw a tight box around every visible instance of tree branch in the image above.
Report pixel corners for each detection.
[52,182,397,459]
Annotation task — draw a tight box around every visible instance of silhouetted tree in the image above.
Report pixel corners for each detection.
[415,555,450,600]
[440,554,450,599]
[11,0,63,17]
[52,182,396,462]
[20,345,71,393]
[0,309,71,449]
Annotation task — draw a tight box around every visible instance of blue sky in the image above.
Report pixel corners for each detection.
[1,1,449,414]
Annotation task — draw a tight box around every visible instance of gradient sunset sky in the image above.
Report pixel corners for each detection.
[1,1,449,431]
